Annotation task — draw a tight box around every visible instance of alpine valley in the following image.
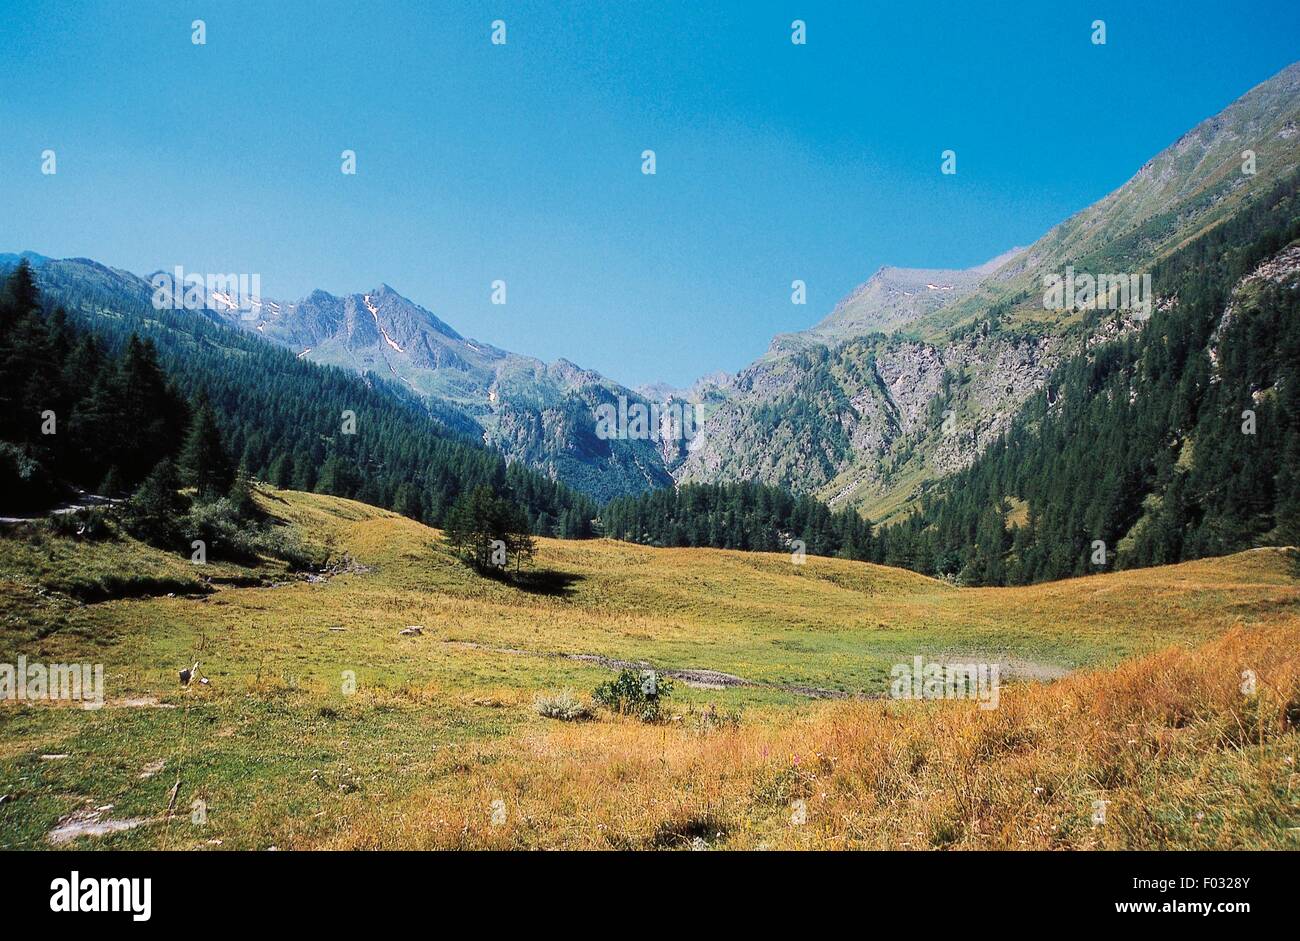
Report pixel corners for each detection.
[3,13,1300,860]
[3,62,1299,585]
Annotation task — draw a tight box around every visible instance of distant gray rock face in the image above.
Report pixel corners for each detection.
[205,285,680,502]
[770,247,1025,351]
[5,254,676,503]
[676,325,1064,512]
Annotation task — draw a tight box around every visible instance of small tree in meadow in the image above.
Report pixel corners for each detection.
[443,485,536,574]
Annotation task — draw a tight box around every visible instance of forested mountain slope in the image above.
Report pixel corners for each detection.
[675,63,1300,524]
[0,254,673,503]
[608,168,1300,581]
[875,170,1300,584]
[0,259,596,536]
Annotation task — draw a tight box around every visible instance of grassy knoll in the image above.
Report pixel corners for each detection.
[1,488,1296,849]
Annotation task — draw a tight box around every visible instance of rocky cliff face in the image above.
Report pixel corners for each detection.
[676,326,1065,515]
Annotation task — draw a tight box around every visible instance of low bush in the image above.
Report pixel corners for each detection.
[534,689,594,721]
[47,506,116,541]
[592,669,673,722]
[0,442,58,512]
[686,702,742,733]
[182,496,323,570]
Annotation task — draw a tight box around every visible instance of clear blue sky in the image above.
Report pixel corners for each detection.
[2,0,1297,388]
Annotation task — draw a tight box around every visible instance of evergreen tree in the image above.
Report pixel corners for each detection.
[179,393,233,498]
[1,259,39,318]
[227,461,259,520]
[123,458,188,546]
[392,481,422,519]
[268,452,295,489]
[443,485,536,573]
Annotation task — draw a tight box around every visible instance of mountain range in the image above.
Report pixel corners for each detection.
[0,254,678,503]
[675,60,1300,521]
[6,61,1299,517]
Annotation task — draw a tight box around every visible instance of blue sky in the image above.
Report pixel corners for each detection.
[2,0,1298,388]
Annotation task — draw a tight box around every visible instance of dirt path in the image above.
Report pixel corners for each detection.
[0,493,120,525]
[442,641,856,699]
[440,641,1075,699]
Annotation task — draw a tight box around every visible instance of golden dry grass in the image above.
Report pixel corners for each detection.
[329,618,1300,850]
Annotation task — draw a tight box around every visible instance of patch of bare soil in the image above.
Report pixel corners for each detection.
[46,806,157,845]
[443,641,854,699]
[105,697,177,709]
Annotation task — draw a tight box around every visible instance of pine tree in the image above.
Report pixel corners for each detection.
[393,481,422,520]
[315,453,356,497]
[443,485,535,574]
[179,393,233,498]
[268,452,295,489]
[123,458,188,546]
[2,259,39,318]
[116,335,185,483]
[98,465,125,497]
[227,461,259,520]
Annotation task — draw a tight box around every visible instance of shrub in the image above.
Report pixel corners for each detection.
[592,668,673,722]
[0,442,57,512]
[183,495,324,569]
[254,523,325,571]
[120,458,188,547]
[534,688,594,722]
[47,506,115,541]
[184,496,263,564]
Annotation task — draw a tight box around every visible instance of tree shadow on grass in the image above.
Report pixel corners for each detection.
[478,566,584,597]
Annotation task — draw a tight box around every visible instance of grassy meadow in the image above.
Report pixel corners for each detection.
[1,487,1297,850]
